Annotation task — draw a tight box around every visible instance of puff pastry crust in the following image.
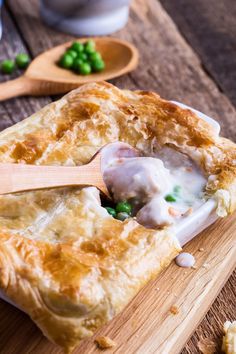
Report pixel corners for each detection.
[0,82,235,353]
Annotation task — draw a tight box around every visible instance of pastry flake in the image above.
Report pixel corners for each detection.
[222,321,236,354]
[95,336,116,349]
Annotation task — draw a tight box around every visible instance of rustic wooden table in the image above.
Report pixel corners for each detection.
[0,0,235,353]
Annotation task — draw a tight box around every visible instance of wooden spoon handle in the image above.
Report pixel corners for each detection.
[0,159,107,195]
[0,76,80,101]
[0,77,35,101]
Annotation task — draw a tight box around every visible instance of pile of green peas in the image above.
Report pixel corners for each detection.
[1,53,30,74]
[105,201,132,221]
[58,40,105,75]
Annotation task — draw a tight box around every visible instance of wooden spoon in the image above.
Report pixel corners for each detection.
[0,37,139,101]
[0,150,111,197]
[0,142,139,198]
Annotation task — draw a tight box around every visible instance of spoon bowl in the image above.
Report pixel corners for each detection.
[0,37,139,101]
[27,37,138,83]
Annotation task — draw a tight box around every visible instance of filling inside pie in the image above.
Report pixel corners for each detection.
[103,142,206,229]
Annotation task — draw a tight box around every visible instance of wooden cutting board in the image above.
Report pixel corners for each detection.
[0,214,235,354]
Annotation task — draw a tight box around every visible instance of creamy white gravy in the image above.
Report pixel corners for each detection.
[103,144,206,229]
[175,252,196,268]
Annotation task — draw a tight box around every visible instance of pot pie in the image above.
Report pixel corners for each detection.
[0,81,235,353]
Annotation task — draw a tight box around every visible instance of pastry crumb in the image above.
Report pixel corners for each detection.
[95,336,116,349]
[198,337,216,354]
[170,305,179,315]
[199,247,204,252]
[192,265,197,269]
[222,321,236,354]
[203,263,210,269]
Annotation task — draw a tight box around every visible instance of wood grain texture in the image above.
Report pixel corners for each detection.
[0,7,51,130]
[1,0,236,353]
[160,0,236,108]
[182,271,236,354]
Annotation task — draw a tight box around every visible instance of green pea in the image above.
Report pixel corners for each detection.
[59,54,74,69]
[84,40,96,54]
[78,62,92,75]
[116,212,130,221]
[70,41,84,53]
[116,201,132,215]
[92,59,105,73]
[89,51,102,62]
[15,53,30,69]
[1,60,15,74]
[173,185,181,194]
[66,50,77,59]
[77,52,88,61]
[165,194,176,202]
[105,207,116,218]
[72,57,84,72]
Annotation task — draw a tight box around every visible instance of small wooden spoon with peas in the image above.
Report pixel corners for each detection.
[0,37,139,101]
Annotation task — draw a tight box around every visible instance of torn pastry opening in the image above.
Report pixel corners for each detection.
[101,141,208,233]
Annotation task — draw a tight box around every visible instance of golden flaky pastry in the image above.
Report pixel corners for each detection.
[0,82,235,352]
